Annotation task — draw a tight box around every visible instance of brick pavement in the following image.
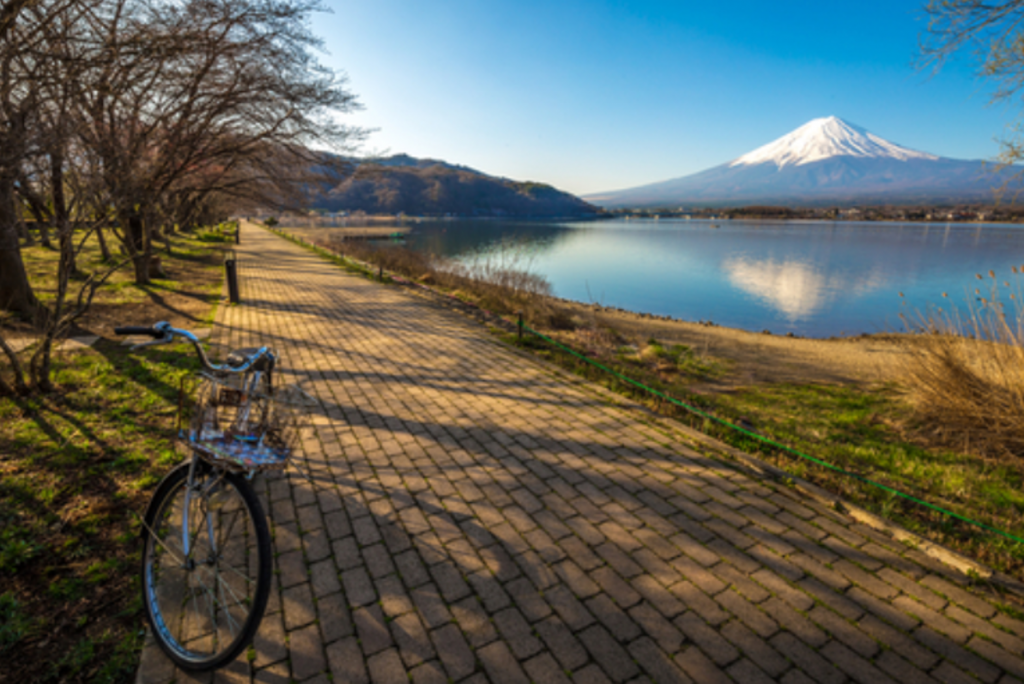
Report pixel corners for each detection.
[136,223,1024,684]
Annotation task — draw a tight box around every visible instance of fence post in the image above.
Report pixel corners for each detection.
[517,311,523,342]
[226,251,240,304]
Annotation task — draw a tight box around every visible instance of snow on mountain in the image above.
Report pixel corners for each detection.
[730,116,938,168]
[585,116,1018,207]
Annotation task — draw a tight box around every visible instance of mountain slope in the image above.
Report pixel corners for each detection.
[312,155,598,217]
[586,116,1022,207]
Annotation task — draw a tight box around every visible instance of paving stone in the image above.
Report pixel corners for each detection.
[431,623,476,681]
[505,576,553,622]
[310,558,340,597]
[570,596,635,649]
[277,549,308,589]
[720,620,789,678]
[450,595,499,648]
[914,627,1001,683]
[523,653,573,684]
[591,565,642,608]
[536,615,589,671]
[579,624,641,682]
[572,663,616,684]
[676,645,734,684]
[409,660,449,684]
[317,591,354,643]
[326,637,369,684]
[769,632,844,684]
[875,650,940,684]
[546,582,596,630]
[675,612,740,667]
[761,597,827,648]
[493,607,544,659]
[628,637,692,684]
[367,648,406,684]
[341,566,377,607]
[819,641,898,684]
[392,612,435,667]
[354,603,394,656]
[283,582,316,629]
[290,622,327,680]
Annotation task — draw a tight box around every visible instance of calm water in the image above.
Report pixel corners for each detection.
[347,218,1024,338]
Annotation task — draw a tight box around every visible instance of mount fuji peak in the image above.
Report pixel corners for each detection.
[585,117,1019,207]
[730,116,938,169]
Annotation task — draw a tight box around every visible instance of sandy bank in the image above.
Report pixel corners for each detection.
[557,300,912,390]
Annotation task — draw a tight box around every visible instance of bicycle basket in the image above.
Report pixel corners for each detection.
[184,375,316,473]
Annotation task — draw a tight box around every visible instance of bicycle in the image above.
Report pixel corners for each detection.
[115,322,311,670]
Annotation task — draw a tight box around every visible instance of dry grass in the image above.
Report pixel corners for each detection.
[901,268,1024,461]
[322,236,575,328]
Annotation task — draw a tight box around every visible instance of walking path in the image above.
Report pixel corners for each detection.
[137,223,1024,684]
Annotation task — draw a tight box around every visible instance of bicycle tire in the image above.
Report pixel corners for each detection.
[140,459,272,671]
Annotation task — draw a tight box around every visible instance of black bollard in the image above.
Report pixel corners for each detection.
[226,257,240,304]
[517,311,523,342]
[235,223,240,244]
[379,264,383,282]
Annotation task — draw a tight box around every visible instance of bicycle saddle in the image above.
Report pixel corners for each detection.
[226,347,275,372]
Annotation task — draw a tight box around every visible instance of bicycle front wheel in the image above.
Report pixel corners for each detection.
[141,459,272,671]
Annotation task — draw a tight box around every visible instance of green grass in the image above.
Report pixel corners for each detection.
[1,229,222,683]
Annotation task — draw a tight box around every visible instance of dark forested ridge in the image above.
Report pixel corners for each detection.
[311,156,600,217]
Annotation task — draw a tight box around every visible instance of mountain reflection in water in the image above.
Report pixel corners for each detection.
[722,257,887,322]
[317,217,1024,338]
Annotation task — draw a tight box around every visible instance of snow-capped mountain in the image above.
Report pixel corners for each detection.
[585,116,1021,207]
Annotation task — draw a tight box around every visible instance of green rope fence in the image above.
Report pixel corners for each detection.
[520,322,1024,548]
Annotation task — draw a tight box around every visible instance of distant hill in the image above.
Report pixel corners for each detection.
[585,116,1024,208]
[311,155,598,217]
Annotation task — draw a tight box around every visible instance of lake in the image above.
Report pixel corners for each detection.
[302,217,1024,338]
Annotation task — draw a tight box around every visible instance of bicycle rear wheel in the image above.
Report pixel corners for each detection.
[141,459,272,671]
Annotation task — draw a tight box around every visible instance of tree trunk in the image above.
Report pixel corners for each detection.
[15,218,31,245]
[38,219,51,248]
[95,223,111,261]
[128,213,150,285]
[51,152,78,277]
[0,174,37,319]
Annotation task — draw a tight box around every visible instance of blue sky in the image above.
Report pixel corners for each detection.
[316,0,1011,195]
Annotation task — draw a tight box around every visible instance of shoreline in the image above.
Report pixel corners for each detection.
[552,296,910,390]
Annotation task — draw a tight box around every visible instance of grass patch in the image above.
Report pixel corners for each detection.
[1,229,222,683]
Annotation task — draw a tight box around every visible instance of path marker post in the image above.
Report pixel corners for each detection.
[517,311,523,342]
[226,250,240,304]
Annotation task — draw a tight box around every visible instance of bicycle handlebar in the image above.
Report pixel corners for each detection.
[114,325,162,338]
[113,321,273,374]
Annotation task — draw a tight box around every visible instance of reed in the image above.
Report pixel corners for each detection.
[901,267,1024,461]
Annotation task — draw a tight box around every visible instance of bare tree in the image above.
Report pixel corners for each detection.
[922,0,1024,163]
[0,0,363,394]
[75,0,361,284]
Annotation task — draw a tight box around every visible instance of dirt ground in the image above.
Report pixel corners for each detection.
[559,300,913,391]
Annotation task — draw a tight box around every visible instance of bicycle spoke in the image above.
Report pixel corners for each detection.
[216,571,241,639]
